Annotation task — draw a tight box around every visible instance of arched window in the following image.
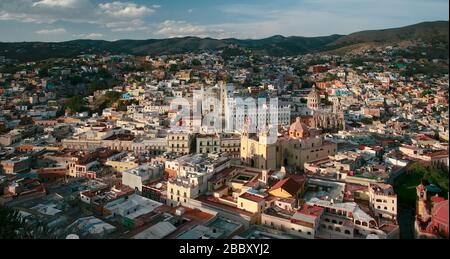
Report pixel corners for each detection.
[362,222,368,227]
[355,220,361,225]
[345,230,351,235]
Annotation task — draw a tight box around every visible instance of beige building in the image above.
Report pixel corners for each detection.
[240,117,337,171]
[261,204,324,239]
[0,157,30,174]
[196,133,240,158]
[166,153,232,207]
[166,132,193,155]
[368,183,397,220]
[0,131,22,147]
[105,152,139,173]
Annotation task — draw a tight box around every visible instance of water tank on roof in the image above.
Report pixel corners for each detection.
[155,183,163,189]
[366,234,379,239]
[176,207,186,216]
[66,234,80,239]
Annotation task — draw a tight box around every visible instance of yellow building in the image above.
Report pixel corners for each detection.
[240,117,337,171]
[105,160,138,173]
[268,177,305,199]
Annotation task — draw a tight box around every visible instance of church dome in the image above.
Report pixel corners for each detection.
[289,117,310,139]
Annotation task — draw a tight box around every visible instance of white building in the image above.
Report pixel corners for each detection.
[122,162,164,192]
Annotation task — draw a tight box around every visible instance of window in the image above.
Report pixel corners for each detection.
[345,230,351,235]
[307,232,311,235]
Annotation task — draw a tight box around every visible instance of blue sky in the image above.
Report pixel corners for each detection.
[0,0,448,42]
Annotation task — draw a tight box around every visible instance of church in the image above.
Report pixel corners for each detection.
[240,116,338,172]
[297,87,345,132]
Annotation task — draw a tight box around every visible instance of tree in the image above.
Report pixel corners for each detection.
[0,205,56,239]
[87,80,108,94]
[169,64,178,73]
[19,116,33,126]
[66,95,88,114]
[97,68,112,79]
[0,124,8,134]
[360,117,373,125]
[69,76,83,85]
[191,59,201,66]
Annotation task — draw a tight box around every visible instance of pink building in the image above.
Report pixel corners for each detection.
[415,184,449,239]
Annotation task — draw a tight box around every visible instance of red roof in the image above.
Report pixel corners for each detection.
[431,195,446,204]
[239,192,265,203]
[298,204,324,217]
[432,200,449,224]
[269,177,302,197]
[424,150,448,158]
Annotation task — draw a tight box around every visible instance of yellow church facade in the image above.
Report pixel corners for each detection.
[240,117,337,171]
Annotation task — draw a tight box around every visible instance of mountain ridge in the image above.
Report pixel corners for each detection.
[0,21,447,62]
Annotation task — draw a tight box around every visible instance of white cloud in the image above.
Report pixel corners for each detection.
[0,0,95,24]
[33,0,88,8]
[36,28,67,34]
[188,9,193,14]
[105,19,149,32]
[155,20,235,39]
[98,1,155,19]
[0,0,156,31]
[73,32,104,39]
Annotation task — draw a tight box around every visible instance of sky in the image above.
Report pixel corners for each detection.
[0,0,448,42]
